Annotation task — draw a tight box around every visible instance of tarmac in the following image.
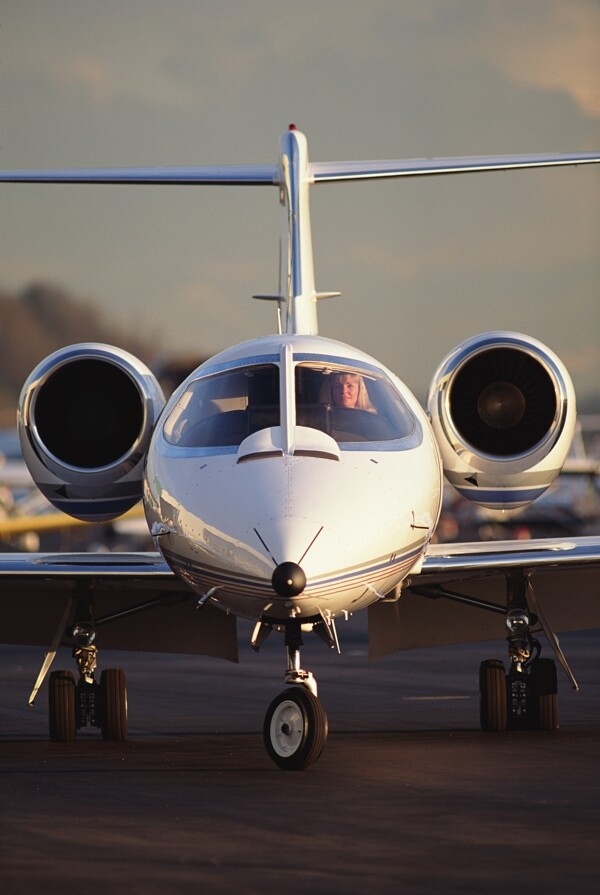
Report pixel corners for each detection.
[1,621,598,894]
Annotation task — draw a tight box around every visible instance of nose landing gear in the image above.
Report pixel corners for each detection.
[261,618,329,769]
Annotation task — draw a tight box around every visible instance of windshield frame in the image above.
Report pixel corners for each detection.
[161,349,422,455]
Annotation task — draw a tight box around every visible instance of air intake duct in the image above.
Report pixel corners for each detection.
[18,343,165,521]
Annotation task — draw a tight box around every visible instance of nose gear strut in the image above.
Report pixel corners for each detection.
[283,618,317,696]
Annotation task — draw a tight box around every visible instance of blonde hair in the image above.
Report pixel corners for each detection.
[320,372,376,412]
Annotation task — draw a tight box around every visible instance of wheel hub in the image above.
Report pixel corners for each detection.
[270,699,304,757]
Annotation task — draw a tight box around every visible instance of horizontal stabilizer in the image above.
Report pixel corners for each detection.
[0,165,278,185]
[2,152,597,187]
[310,151,600,182]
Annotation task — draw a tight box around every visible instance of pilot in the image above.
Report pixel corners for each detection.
[321,372,376,412]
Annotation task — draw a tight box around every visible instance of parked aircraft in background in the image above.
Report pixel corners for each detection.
[0,128,599,769]
[436,417,600,542]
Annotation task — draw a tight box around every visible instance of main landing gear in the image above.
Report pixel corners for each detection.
[479,574,574,732]
[415,570,577,735]
[48,663,128,742]
[479,655,558,732]
[31,602,128,743]
[256,617,331,770]
[47,625,128,743]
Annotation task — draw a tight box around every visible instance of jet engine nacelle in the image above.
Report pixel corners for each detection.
[18,343,165,521]
[427,332,576,510]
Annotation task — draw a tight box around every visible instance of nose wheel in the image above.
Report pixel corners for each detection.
[263,687,328,770]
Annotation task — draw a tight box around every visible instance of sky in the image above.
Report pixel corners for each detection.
[2,0,599,403]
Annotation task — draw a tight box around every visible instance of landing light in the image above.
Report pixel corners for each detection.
[72,622,96,646]
[506,609,530,634]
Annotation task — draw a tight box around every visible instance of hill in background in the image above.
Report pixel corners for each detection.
[1,280,599,428]
[0,282,159,426]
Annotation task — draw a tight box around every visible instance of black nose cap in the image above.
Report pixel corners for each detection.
[271,562,307,598]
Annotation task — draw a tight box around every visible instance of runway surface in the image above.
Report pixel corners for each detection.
[1,621,599,894]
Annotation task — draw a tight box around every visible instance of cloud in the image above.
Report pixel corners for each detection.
[478,1,600,118]
[2,1,462,112]
[58,54,195,108]
[8,1,597,123]
[3,3,196,109]
[561,343,600,377]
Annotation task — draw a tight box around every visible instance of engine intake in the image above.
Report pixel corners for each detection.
[18,344,165,521]
[427,333,576,510]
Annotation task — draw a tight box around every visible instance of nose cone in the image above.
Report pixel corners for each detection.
[271,562,307,597]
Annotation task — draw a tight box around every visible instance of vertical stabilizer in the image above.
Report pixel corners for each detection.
[278,127,319,335]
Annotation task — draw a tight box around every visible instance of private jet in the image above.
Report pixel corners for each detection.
[0,127,599,768]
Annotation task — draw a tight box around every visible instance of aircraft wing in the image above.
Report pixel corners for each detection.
[2,538,597,665]
[0,552,238,661]
[369,536,600,659]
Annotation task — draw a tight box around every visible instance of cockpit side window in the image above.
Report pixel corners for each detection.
[163,364,280,447]
[294,364,416,444]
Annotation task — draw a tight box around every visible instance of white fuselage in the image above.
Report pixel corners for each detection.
[144,333,443,622]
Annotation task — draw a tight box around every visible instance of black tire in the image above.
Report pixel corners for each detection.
[479,660,507,732]
[536,693,559,730]
[100,668,128,741]
[263,687,328,770]
[49,670,77,743]
[530,659,559,730]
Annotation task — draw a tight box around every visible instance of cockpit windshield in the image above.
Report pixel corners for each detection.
[163,364,279,447]
[294,364,416,443]
[163,358,417,449]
